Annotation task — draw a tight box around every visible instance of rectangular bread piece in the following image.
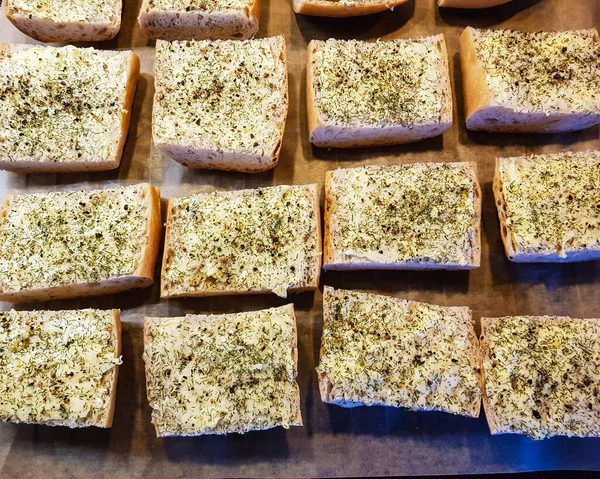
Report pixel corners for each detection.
[138,0,260,40]
[0,309,121,428]
[438,0,512,7]
[0,44,139,173]
[307,35,452,148]
[0,183,161,303]
[153,36,288,173]
[293,0,408,17]
[161,184,321,298]
[143,304,303,436]
[317,287,481,417]
[324,162,481,270]
[5,0,121,42]
[460,27,600,133]
[493,151,600,262]
[481,315,600,439]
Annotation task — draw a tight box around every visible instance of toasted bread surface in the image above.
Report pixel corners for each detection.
[0,184,161,303]
[143,304,302,436]
[138,0,259,40]
[307,35,452,147]
[481,315,600,439]
[153,36,288,172]
[324,162,481,270]
[461,27,600,132]
[317,287,481,417]
[493,151,600,263]
[0,44,139,173]
[5,0,121,42]
[161,184,321,298]
[0,309,121,428]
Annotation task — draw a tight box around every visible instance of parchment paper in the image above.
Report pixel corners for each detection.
[0,0,599,476]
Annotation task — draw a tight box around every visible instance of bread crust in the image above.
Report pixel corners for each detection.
[138,0,260,40]
[460,27,492,130]
[323,162,481,270]
[293,0,408,17]
[153,36,288,173]
[438,0,512,8]
[4,0,121,42]
[0,184,161,303]
[307,35,452,148]
[479,317,503,435]
[0,46,139,173]
[102,309,122,428]
[460,27,600,133]
[160,184,321,298]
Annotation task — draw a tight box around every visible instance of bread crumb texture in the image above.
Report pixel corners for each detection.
[498,151,600,258]
[144,306,301,436]
[153,37,286,157]
[0,184,152,293]
[482,316,600,439]
[0,309,121,427]
[473,29,600,114]
[327,163,478,266]
[0,45,131,165]
[162,184,319,298]
[317,287,481,416]
[147,0,252,12]
[311,37,446,127]
[8,0,120,23]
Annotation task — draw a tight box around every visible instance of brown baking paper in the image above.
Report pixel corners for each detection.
[1,0,600,476]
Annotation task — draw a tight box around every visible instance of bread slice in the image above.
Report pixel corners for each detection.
[293,0,408,17]
[0,309,121,428]
[317,287,481,417]
[481,315,600,439]
[307,35,452,148]
[493,151,600,263]
[0,183,161,303]
[0,44,139,174]
[5,0,121,43]
[460,27,600,133]
[438,0,512,8]
[324,162,481,270]
[153,36,288,173]
[138,0,259,40]
[143,304,302,437]
[161,184,321,298]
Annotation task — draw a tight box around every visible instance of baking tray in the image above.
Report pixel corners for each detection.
[0,0,599,476]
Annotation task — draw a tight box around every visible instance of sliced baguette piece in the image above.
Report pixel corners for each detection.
[438,0,512,8]
[0,183,161,303]
[461,27,600,133]
[5,0,121,43]
[293,0,408,17]
[493,151,600,263]
[153,36,288,173]
[317,287,481,417]
[138,0,260,40]
[0,44,139,173]
[481,315,600,439]
[324,162,481,270]
[161,184,321,299]
[0,309,121,428]
[143,304,302,437]
[307,35,452,147]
